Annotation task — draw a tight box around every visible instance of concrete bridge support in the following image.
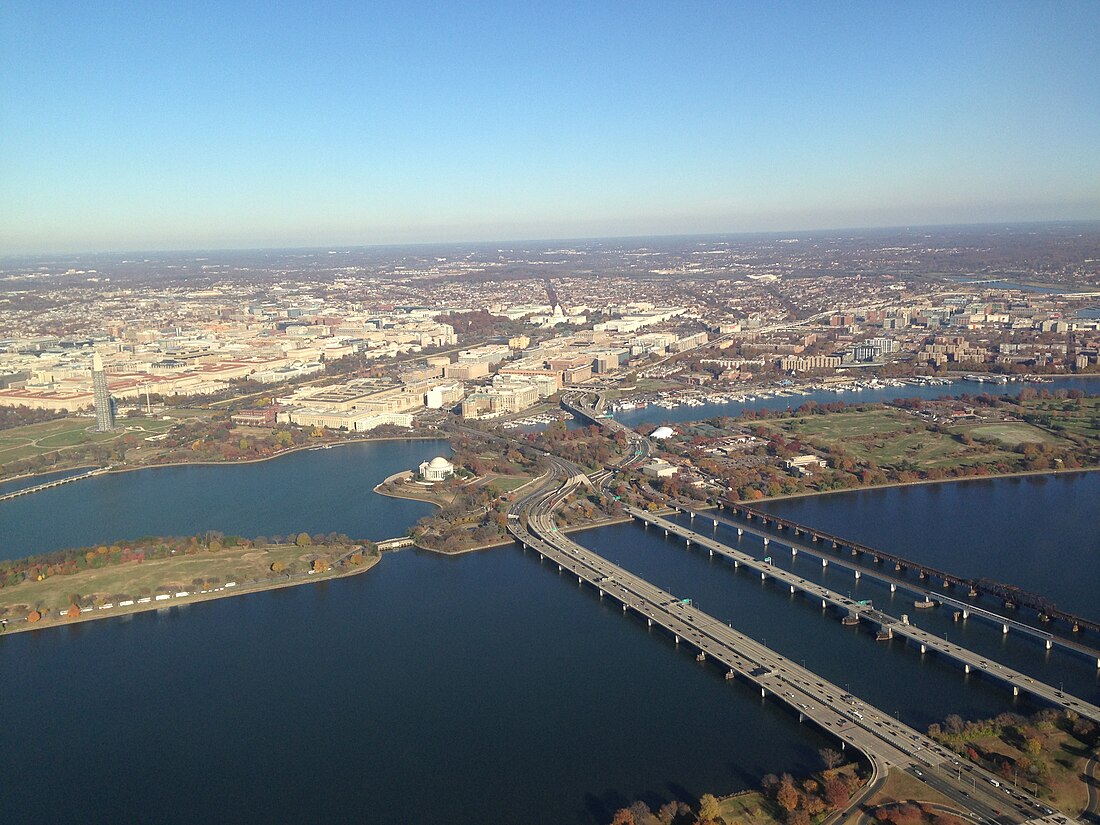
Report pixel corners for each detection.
[822,558,828,568]
[822,599,827,609]
[790,585,796,594]
[1013,686,1019,696]
[965,664,971,674]
[890,583,896,593]
[791,546,797,556]
[763,537,769,547]
[737,528,743,538]
[854,571,861,580]
[1003,624,1009,634]
[920,643,927,653]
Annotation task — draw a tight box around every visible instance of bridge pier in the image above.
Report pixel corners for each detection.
[726,670,734,680]
[962,609,969,619]
[790,585,796,594]
[674,635,680,645]
[1013,685,1019,696]
[761,572,766,581]
[647,617,653,627]
[763,537,769,547]
[713,519,718,528]
[1045,639,1052,650]
[557,564,562,572]
[832,540,838,549]
[920,643,927,653]
[965,664,971,674]
[761,687,766,698]
[708,547,713,557]
[577,576,582,585]
[890,583,896,593]
[598,589,604,598]
[822,558,828,568]
[791,546,797,556]
[664,529,668,537]
[685,538,691,548]
[943,579,950,588]
[919,570,926,580]
[854,571,861,580]
[812,534,819,542]
[821,599,827,609]
[733,560,739,568]
[1002,624,1009,635]
[737,528,743,538]
[689,512,694,521]
[622,603,627,612]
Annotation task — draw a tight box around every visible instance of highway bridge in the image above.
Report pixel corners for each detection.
[507,458,1074,824]
[727,502,1100,637]
[0,468,106,502]
[695,506,1100,667]
[628,507,1100,725]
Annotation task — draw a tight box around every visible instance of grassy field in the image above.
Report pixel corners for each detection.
[956,422,1064,447]
[762,408,1020,471]
[1019,395,1100,441]
[0,416,179,463]
[850,770,957,821]
[0,542,362,618]
[959,731,1089,814]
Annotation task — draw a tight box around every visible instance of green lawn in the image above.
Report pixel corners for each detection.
[0,416,178,461]
[764,408,1019,471]
[957,422,1064,447]
[0,543,359,615]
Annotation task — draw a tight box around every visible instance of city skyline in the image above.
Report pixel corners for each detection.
[2,1,1099,255]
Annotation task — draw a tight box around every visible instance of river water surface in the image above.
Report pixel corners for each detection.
[1,440,1097,823]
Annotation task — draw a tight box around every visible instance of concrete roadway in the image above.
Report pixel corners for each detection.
[629,508,1100,727]
[707,507,1100,667]
[508,459,1070,824]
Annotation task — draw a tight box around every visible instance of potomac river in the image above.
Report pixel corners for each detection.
[1,439,1097,823]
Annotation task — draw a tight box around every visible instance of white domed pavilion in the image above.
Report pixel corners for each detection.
[418,455,455,482]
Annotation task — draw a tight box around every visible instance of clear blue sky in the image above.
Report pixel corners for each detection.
[2,1,1098,254]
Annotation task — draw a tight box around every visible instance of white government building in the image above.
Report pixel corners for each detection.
[418,456,455,481]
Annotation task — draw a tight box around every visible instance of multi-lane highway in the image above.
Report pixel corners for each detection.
[507,458,1075,824]
[629,508,1100,725]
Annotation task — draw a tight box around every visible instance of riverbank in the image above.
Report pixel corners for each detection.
[0,432,451,490]
[742,464,1100,505]
[0,545,381,638]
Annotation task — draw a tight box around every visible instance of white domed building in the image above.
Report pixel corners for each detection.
[418,455,455,482]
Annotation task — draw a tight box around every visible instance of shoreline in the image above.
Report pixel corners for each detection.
[0,434,451,490]
[0,551,382,639]
[741,464,1100,504]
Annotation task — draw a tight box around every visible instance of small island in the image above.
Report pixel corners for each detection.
[0,532,379,635]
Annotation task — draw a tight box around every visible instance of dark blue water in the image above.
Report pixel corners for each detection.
[0,440,449,559]
[3,440,1098,822]
[570,520,1097,732]
[658,509,1100,704]
[0,466,92,496]
[0,544,826,824]
[757,472,1100,621]
[614,376,1100,429]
